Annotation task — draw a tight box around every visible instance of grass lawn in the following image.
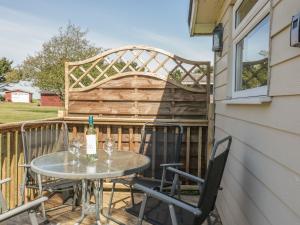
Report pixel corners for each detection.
[0,102,62,124]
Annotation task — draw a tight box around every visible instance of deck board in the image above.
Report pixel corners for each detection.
[44,191,201,225]
[4,190,213,225]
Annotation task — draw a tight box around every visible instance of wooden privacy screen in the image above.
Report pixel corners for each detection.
[65,45,211,119]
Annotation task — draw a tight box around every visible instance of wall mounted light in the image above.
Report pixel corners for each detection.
[212,23,224,53]
[290,12,300,47]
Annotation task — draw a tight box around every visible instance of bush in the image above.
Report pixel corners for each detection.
[0,95,4,101]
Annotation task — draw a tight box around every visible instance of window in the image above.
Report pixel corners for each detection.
[235,15,270,91]
[236,0,258,27]
[231,0,270,99]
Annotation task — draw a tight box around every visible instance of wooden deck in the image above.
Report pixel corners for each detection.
[44,190,201,225]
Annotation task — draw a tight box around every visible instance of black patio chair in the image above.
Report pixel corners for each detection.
[106,122,183,222]
[20,121,80,218]
[0,177,49,225]
[133,136,232,225]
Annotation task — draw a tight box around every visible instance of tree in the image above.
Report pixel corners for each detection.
[21,23,101,99]
[0,57,13,82]
[5,68,23,83]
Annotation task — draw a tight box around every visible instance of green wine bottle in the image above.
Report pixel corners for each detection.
[86,115,97,161]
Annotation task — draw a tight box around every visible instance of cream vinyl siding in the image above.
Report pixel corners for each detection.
[213,0,300,225]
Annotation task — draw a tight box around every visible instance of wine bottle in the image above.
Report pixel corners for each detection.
[86,115,97,161]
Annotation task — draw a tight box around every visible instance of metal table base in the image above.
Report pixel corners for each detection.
[75,179,103,225]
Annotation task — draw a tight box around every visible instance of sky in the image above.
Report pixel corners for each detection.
[0,0,213,66]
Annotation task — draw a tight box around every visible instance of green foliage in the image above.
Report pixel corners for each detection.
[241,58,268,90]
[21,23,101,99]
[169,69,183,81]
[0,57,13,82]
[5,68,23,83]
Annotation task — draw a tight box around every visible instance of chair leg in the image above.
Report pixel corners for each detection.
[28,210,39,225]
[177,180,181,200]
[206,215,214,225]
[72,183,79,211]
[130,185,135,206]
[106,182,116,223]
[37,174,46,219]
[20,170,28,204]
[169,204,178,225]
[137,193,148,225]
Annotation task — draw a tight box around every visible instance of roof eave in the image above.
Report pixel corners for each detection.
[188,0,222,35]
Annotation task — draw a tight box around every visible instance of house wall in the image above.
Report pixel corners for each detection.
[40,94,63,107]
[214,0,300,225]
[4,91,32,103]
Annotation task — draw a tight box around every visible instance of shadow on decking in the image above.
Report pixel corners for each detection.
[45,191,202,225]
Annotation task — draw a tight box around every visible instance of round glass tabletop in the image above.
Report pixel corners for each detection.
[30,151,150,180]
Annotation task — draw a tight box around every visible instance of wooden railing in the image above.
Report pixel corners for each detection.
[0,117,63,209]
[0,117,209,209]
[65,117,208,177]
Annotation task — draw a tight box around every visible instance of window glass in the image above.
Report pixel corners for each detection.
[236,0,258,27]
[235,15,270,91]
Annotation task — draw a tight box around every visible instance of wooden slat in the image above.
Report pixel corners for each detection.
[69,101,207,116]
[129,127,134,151]
[100,76,177,89]
[72,126,77,139]
[40,126,44,156]
[118,127,122,150]
[50,124,54,152]
[95,127,99,149]
[13,131,18,207]
[64,117,208,127]
[151,127,156,178]
[99,126,104,150]
[134,126,139,152]
[84,125,88,136]
[197,127,202,177]
[45,125,49,154]
[6,132,10,209]
[185,127,191,174]
[107,126,111,138]
[55,124,59,143]
[17,139,23,205]
[69,88,207,102]
[163,127,167,163]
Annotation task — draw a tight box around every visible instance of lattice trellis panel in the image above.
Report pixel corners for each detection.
[65,45,211,92]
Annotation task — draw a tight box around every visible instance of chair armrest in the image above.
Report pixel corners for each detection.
[167,167,205,184]
[0,196,48,222]
[134,183,202,216]
[0,178,11,185]
[18,164,31,168]
[160,163,183,168]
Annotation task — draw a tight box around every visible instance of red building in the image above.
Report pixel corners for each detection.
[4,90,32,103]
[40,91,63,107]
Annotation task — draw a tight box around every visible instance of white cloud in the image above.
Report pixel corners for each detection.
[0,5,213,66]
[0,6,56,65]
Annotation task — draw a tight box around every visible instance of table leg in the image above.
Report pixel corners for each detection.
[74,179,87,225]
[94,179,103,225]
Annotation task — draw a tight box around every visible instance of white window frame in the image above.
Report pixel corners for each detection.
[231,0,271,99]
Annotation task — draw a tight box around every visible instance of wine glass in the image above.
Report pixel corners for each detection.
[104,137,115,164]
[69,137,82,165]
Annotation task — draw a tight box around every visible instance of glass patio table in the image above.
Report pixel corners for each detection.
[30,150,150,225]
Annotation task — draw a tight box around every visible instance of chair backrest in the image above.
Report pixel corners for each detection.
[21,121,69,165]
[0,178,10,213]
[139,122,183,180]
[197,136,232,222]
